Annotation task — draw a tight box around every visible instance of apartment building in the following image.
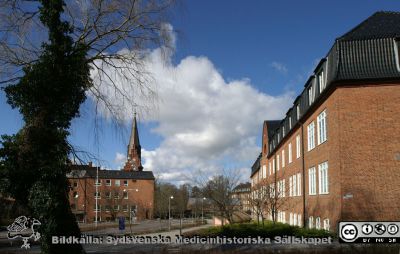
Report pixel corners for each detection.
[250,11,400,231]
[67,114,155,223]
[232,182,252,214]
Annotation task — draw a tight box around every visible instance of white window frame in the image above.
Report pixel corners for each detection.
[94,191,101,199]
[309,167,316,195]
[308,84,315,105]
[277,155,280,171]
[318,70,326,92]
[262,165,267,178]
[273,158,275,173]
[288,143,292,163]
[307,122,315,151]
[289,176,293,197]
[105,179,111,186]
[289,116,292,129]
[296,135,301,158]
[289,213,293,225]
[281,150,285,168]
[309,216,314,228]
[123,192,128,199]
[282,126,285,137]
[317,110,327,145]
[318,162,329,194]
[316,217,321,229]
[323,219,330,231]
[115,180,121,186]
[297,173,301,196]
[123,180,128,187]
[269,162,272,175]
[297,214,302,227]
[95,179,101,186]
[293,213,297,226]
[296,105,300,120]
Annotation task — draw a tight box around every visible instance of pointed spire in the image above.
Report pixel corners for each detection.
[124,111,143,171]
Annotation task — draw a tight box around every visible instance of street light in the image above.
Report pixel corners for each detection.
[168,196,174,231]
[123,188,138,234]
[201,197,206,225]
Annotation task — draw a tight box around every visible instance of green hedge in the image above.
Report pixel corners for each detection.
[197,222,335,238]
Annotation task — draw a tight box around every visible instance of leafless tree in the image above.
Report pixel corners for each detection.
[194,168,241,225]
[0,0,177,153]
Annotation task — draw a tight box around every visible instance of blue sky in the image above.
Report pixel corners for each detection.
[1,1,399,184]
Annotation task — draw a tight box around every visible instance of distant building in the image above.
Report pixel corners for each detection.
[67,114,155,223]
[231,182,251,215]
[250,12,400,231]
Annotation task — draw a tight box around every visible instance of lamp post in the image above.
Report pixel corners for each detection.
[168,196,174,231]
[95,167,99,228]
[123,188,138,234]
[201,197,206,224]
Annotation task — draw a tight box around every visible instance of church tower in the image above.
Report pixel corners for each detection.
[123,113,143,171]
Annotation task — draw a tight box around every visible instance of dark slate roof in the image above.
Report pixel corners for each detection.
[68,164,154,180]
[250,153,261,177]
[233,182,251,192]
[265,120,281,140]
[338,11,400,41]
[265,11,400,157]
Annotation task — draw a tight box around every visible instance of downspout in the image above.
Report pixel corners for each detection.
[301,123,306,228]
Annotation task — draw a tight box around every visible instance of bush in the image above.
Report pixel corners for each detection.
[194,222,335,238]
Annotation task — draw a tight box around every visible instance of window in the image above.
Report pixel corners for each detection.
[292,174,297,196]
[122,205,129,212]
[277,155,280,171]
[297,173,301,196]
[309,216,314,228]
[73,182,78,188]
[289,176,293,197]
[114,205,119,211]
[273,158,275,173]
[308,84,315,105]
[269,162,272,175]
[288,143,292,163]
[278,133,280,142]
[307,122,315,151]
[95,179,101,186]
[289,117,292,129]
[317,110,327,145]
[123,192,128,199]
[93,205,100,212]
[281,150,285,168]
[316,217,321,229]
[114,192,120,199]
[282,126,285,137]
[296,105,300,120]
[296,135,301,158]
[270,183,275,198]
[318,70,326,92]
[323,219,330,231]
[115,180,120,186]
[309,167,316,195]
[262,165,266,178]
[94,191,101,199]
[106,192,111,199]
[105,179,111,186]
[123,180,128,187]
[297,214,302,227]
[318,162,329,194]
[290,213,293,225]
[293,213,297,226]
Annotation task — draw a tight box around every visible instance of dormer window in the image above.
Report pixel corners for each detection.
[289,116,292,129]
[296,105,300,120]
[308,83,315,105]
[394,38,400,72]
[282,126,285,136]
[318,70,326,92]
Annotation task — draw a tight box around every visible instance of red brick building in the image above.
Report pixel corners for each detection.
[67,114,155,223]
[250,12,400,231]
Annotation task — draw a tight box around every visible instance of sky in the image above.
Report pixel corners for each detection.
[1,1,399,185]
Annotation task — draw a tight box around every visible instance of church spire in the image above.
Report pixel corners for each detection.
[123,112,143,171]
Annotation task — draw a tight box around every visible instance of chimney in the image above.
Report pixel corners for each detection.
[88,161,93,167]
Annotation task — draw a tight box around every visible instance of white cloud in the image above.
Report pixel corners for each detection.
[114,152,126,168]
[89,25,294,184]
[270,61,288,74]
